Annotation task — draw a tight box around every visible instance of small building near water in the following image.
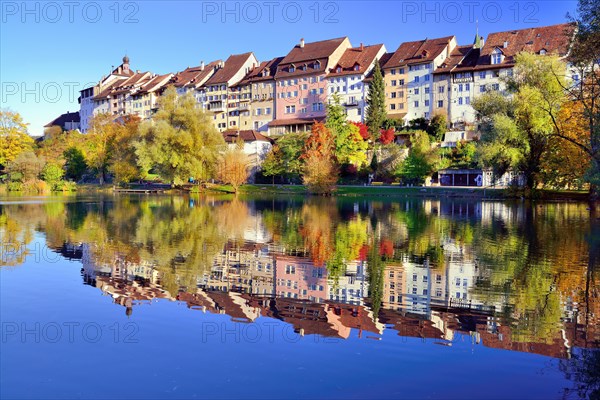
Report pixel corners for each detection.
[437,168,525,187]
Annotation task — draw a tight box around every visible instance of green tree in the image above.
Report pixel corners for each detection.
[135,87,225,185]
[473,53,567,191]
[0,111,33,169]
[365,61,386,140]
[272,132,307,183]
[428,112,448,141]
[326,93,368,167]
[85,113,117,185]
[261,145,286,184]
[63,147,87,182]
[41,163,64,186]
[110,115,142,184]
[6,151,45,182]
[396,130,438,185]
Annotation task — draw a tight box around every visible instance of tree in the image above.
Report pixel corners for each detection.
[379,128,395,144]
[218,140,249,193]
[302,122,339,194]
[41,163,64,189]
[428,112,448,141]
[0,111,33,168]
[352,121,369,140]
[365,61,386,140]
[63,147,87,182]
[6,151,44,182]
[261,145,286,184]
[85,113,117,185]
[326,93,368,167]
[110,115,141,184]
[135,87,225,185]
[396,130,438,185]
[473,53,567,191]
[271,132,307,183]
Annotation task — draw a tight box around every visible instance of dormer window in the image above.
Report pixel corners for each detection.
[302,64,307,71]
[289,64,295,73]
[313,60,321,69]
[539,49,547,55]
[491,48,503,65]
[353,63,360,71]
[336,66,342,73]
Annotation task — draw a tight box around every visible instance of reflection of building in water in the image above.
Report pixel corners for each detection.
[274,255,328,302]
[201,241,274,295]
[81,244,171,315]
[382,242,491,317]
[328,260,369,305]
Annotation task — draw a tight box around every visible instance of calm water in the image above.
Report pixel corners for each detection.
[0,194,598,399]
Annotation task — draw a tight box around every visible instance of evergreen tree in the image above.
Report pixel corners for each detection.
[365,61,386,140]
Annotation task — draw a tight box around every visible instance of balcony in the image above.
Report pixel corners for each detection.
[208,102,225,112]
[344,100,359,107]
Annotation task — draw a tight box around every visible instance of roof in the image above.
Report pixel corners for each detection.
[205,52,256,85]
[328,44,385,77]
[239,57,284,85]
[171,61,221,88]
[44,111,80,127]
[138,73,172,94]
[275,37,349,79]
[434,45,480,74]
[473,22,576,70]
[93,78,127,100]
[382,36,455,69]
[222,130,274,143]
[268,117,325,127]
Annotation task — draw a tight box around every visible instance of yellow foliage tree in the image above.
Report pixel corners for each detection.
[0,111,33,167]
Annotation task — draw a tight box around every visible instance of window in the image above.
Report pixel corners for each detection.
[391,80,397,86]
[492,70,500,78]
[312,102,323,112]
[424,100,429,107]
[399,90,404,97]
[414,88,419,95]
[399,103,404,109]
[424,87,430,94]
[458,84,463,92]
[492,83,500,91]
[399,68,405,74]
[424,74,430,81]
[437,100,443,108]
[285,265,296,274]
[479,71,486,79]
[399,79,405,86]
[465,83,470,91]
[390,104,396,110]
[391,69,396,75]
[289,66,295,73]
[391,92,397,98]
[465,96,470,105]
[458,97,463,105]
[414,101,419,107]
[285,105,296,113]
[438,86,445,93]
[414,76,420,83]
[480,85,486,93]
[491,49,503,64]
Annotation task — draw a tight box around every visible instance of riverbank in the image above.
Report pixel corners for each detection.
[205,184,592,201]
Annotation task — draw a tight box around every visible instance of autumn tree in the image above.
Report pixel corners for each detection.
[564,1,600,196]
[396,130,439,185]
[135,87,225,185]
[473,53,567,191]
[218,139,249,193]
[110,115,141,184]
[352,121,370,140]
[379,128,395,145]
[365,61,386,140]
[0,111,34,169]
[85,113,117,185]
[302,122,339,194]
[326,93,368,167]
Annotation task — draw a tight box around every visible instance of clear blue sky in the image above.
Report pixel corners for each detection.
[0,0,577,135]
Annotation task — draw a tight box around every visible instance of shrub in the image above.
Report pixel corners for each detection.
[7,181,23,192]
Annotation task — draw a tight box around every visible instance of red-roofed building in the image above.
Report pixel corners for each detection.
[326,43,387,122]
[270,37,351,135]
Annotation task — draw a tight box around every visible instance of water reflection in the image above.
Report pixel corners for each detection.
[1,196,598,361]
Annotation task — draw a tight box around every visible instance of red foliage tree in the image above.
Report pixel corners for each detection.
[379,239,394,257]
[379,128,395,144]
[352,122,370,140]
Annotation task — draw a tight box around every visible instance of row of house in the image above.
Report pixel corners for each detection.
[69,22,576,136]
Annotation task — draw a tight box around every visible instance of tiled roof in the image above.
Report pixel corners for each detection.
[434,45,480,74]
[328,44,385,77]
[275,37,349,79]
[222,130,274,143]
[239,57,284,85]
[93,78,127,100]
[172,61,221,88]
[111,72,151,94]
[472,22,576,70]
[382,36,455,69]
[139,73,172,94]
[44,111,80,127]
[205,52,256,85]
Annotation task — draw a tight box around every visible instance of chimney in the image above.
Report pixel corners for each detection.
[200,61,205,70]
[300,38,305,48]
[360,43,364,51]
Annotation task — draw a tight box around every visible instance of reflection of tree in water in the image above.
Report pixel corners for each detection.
[560,349,600,400]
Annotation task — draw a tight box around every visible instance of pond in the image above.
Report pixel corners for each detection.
[0,194,598,399]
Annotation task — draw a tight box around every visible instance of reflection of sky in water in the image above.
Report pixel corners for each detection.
[0,196,598,399]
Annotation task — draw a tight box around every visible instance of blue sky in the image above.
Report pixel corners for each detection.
[0,0,577,135]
